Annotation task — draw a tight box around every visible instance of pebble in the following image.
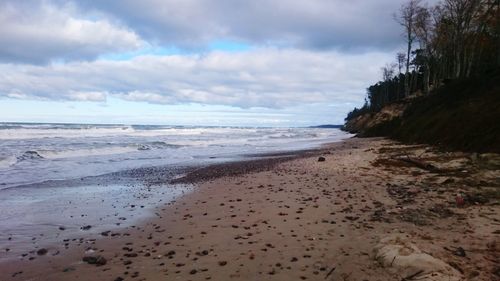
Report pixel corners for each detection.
[36,248,48,255]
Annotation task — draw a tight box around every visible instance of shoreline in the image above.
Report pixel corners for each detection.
[0,140,337,263]
[1,137,499,280]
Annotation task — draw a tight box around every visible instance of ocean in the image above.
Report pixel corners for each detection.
[0,123,350,189]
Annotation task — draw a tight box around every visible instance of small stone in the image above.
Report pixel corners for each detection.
[80,225,92,231]
[218,261,227,266]
[82,255,107,266]
[62,267,75,272]
[36,248,48,255]
[454,247,466,257]
[318,157,326,162]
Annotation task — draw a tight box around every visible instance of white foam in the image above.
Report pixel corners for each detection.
[0,156,16,168]
[0,126,262,140]
[38,146,140,159]
[0,126,136,140]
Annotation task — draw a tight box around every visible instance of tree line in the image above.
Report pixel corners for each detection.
[347,0,499,120]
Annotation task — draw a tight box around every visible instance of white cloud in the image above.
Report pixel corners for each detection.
[68,91,107,102]
[0,1,143,64]
[81,0,405,50]
[0,48,392,108]
[1,0,442,64]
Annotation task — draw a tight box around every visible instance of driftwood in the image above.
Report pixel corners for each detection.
[324,267,336,279]
[396,156,438,172]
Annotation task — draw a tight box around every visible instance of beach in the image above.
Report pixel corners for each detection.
[1,137,499,281]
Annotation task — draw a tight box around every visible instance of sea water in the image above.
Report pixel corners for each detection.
[0,123,350,189]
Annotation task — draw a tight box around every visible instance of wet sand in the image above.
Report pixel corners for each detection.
[1,137,499,281]
[0,182,193,261]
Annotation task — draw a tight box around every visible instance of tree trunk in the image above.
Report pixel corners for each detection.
[404,74,409,98]
[465,46,475,78]
[405,36,412,97]
[454,48,461,78]
[423,61,430,94]
[409,71,415,94]
[497,0,500,67]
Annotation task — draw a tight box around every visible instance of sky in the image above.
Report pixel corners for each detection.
[0,0,423,126]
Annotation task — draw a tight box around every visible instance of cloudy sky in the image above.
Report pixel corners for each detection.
[0,0,417,126]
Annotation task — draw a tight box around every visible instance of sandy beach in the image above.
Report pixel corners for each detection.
[1,137,499,281]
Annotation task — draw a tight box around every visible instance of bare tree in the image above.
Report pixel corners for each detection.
[395,0,421,96]
[382,63,397,81]
[415,5,433,94]
[381,63,397,103]
[441,0,484,78]
[396,52,406,74]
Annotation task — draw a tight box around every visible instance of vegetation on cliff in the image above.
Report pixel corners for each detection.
[345,0,500,153]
